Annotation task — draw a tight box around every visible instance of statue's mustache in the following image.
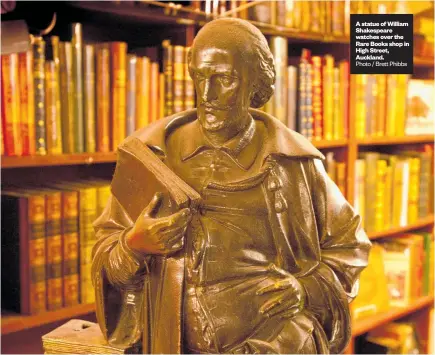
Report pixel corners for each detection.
[200,102,231,111]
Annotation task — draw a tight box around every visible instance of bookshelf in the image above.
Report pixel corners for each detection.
[368,214,435,241]
[352,295,435,337]
[1,152,117,168]
[1,304,95,336]
[357,135,435,146]
[1,1,434,354]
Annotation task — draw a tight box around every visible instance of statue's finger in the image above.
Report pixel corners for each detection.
[256,281,286,295]
[164,232,185,246]
[259,297,282,315]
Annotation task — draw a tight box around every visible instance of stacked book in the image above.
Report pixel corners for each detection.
[42,319,140,354]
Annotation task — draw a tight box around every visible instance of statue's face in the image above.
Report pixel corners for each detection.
[190,46,253,132]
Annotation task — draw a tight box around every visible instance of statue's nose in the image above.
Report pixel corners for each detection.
[201,79,214,102]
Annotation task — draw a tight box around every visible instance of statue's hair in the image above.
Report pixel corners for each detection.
[187,18,276,108]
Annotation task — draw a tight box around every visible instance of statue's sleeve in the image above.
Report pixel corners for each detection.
[92,193,151,288]
[299,159,371,354]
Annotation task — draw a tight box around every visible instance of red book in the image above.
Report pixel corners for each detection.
[1,54,23,156]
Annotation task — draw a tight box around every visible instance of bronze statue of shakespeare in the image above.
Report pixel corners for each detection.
[92,18,371,354]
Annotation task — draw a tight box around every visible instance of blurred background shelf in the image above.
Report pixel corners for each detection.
[357,135,435,146]
[1,152,117,169]
[352,295,434,337]
[368,215,435,240]
[414,56,435,67]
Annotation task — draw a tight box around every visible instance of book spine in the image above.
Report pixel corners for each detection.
[150,62,159,123]
[126,54,137,136]
[59,42,75,153]
[72,23,84,153]
[136,56,150,129]
[270,37,288,125]
[374,159,387,231]
[33,36,47,155]
[311,56,323,140]
[184,47,195,110]
[297,61,306,136]
[79,188,97,304]
[173,45,185,114]
[45,61,63,154]
[407,157,420,224]
[96,45,110,153]
[322,55,334,141]
[1,85,4,156]
[62,190,79,307]
[1,53,23,156]
[110,42,127,150]
[84,44,96,153]
[46,192,63,310]
[159,72,165,120]
[333,67,342,139]
[28,194,47,314]
[305,61,313,140]
[375,74,386,137]
[162,40,173,116]
[339,60,349,138]
[18,51,35,155]
[51,36,62,148]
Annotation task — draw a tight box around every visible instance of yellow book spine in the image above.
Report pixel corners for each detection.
[136,56,150,129]
[45,61,63,154]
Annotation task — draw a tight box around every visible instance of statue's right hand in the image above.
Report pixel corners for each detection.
[125,193,192,256]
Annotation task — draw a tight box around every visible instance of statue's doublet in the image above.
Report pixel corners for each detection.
[165,117,317,354]
[91,109,370,355]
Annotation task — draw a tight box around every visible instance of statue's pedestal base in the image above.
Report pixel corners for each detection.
[41,319,140,354]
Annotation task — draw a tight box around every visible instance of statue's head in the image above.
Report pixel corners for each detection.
[188,18,276,133]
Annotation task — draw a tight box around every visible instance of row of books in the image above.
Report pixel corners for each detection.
[352,75,434,138]
[262,41,350,141]
[1,179,111,315]
[1,22,195,156]
[351,232,434,320]
[2,25,433,157]
[185,0,414,37]
[354,148,433,233]
[262,39,433,141]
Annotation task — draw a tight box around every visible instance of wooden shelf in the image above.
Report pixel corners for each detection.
[414,56,434,68]
[67,1,349,44]
[1,152,117,169]
[313,139,348,149]
[1,303,95,335]
[357,135,434,146]
[368,215,434,241]
[66,1,200,26]
[352,295,434,337]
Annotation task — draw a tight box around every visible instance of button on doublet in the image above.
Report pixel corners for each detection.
[267,176,281,191]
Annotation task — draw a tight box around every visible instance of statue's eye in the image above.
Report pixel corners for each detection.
[219,75,233,86]
[195,73,206,81]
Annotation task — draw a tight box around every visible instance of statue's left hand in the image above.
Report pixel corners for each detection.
[256,265,305,319]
